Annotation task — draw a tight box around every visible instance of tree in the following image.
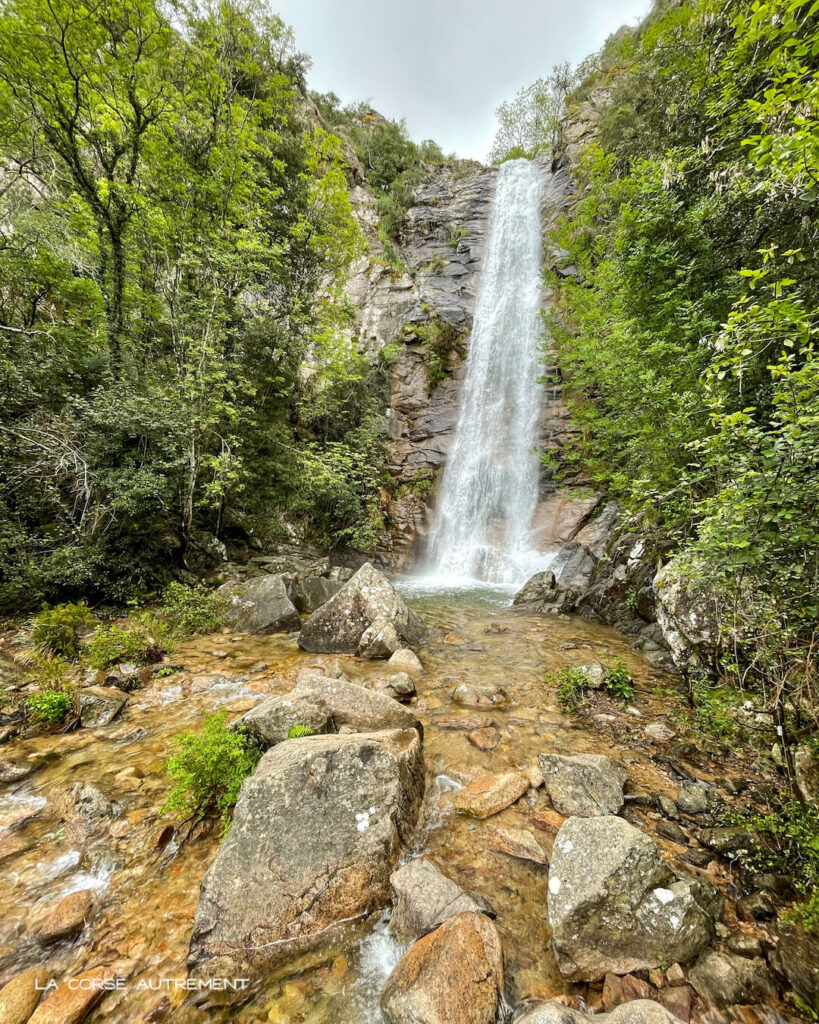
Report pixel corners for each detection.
[489,62,577,162]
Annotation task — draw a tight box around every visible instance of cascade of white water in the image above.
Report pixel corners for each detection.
[425,158,549,585]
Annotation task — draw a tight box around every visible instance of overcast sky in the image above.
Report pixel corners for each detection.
[272,0,652,161]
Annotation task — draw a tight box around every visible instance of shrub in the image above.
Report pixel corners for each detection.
[161,711,261,835]
[552,666,591,712]
[85,615,165,670]
[27,688,73,724]
[287,724,315,738]
[605,657,634,702]
[24,603,95,660]
[161,583,224,640]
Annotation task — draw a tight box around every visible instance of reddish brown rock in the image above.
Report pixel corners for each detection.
[28,966,115,1024]
[0,968,49,1024]
[603,972,655,1010]
[453,772,528,819]
[488,826,548,865]
[467,727,499,751]
[659,985,692,1023]
[381,912,503,1024]
[437,717,496,732]
[531,807,566,832]
[38,889,94,943]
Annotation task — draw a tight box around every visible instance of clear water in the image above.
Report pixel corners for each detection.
[424,158,552,587]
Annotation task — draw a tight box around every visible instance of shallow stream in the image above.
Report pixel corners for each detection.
[0,585,745,1023]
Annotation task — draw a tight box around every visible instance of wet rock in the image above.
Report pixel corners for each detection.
[659,985,693,1023]
[676,781,709,815]
[656,820,689,846]
[775,921,819,1013]
[359,618,402,659]
[645,722,676,743]
[0,831,36,862]
[189,729,424,976]
[370,672,417,702]
[517,1000,681,1024]
[380,912,503,1024]
[578,661,607,689]
[453,771,529,819]
[219,574,301,634]
[538,753,627,817]
[548,816,720,981]
[488,825,548,865]
[298,563,426,655]
[389,859,483,942]
[550,543,598,606]
[0,967,48,1024]
[602,972,654,1009]
[294,675,421,735]
[51,783,114,843]
[736,892,776,922]
[726,931,764,959]
[28,966,118,1024]
[467,726,499,750]
[0,758,35,784]
[291,575,343,614]
[78,685,128,727]
[656,794,680,820]
[38,889,94,943]
[234,693,331,749]
[388,648,424,676]
[688,950,776,1010]
[795,744,819,804]
[513,571,558,610]
[451,682,510,710]
[437,716,495,732]
[695,826,754,856]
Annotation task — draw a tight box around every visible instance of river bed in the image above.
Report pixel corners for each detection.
[0,585,754,1023]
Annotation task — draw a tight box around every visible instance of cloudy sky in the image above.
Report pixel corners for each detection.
[272,0,652,161]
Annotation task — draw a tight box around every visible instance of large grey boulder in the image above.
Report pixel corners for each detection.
[188,729,425,977]
[548,816,720,981]
[298,563,427,656]
[290,575,344,614]
[219,575,301,634]
[513,571,558,610]
[514,544,597,613]
[380,912,503,1024]
[294,675,422,736]
[389,858,483,942]
[538,753,627,817]
[517,1000,680,1024]
[653,560,722,672]
[775,922,819,1013]
[234,693,331,749]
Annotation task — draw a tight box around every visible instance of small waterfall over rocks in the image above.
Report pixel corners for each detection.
[424,158,552,586]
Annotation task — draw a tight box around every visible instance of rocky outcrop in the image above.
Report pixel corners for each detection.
[774,922,819,1013]
[234,693,332,749]
[548,816,721,981]
[219,574,301,634]
[297,563,426,655]
[389,858,483,942]
[380,912,504,1024]
[293,675,421,735]
[538,753,627,817]
[653,560,724,673]
[189,729,424,977]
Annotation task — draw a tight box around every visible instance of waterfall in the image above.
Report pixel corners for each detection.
[425,158,549,586]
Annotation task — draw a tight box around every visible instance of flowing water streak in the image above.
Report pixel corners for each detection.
[425,158,549,585]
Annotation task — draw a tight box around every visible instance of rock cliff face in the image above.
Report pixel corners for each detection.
[347,159,601,570]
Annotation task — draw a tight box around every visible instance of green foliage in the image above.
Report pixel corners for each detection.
[27,687,73,724]
[786,888,819,937]
[24,603,94,659]
[154,665,181,678]
[412,310,467,393]
[161,583,224,641]
[287,724,316,738]
[0,1,372,611]
[547,0,819,728]
[551,666,591,712]
[490,63,581,162]
[729,796,819,913]
[85,616,164,670]
[161,711,261,835]
[604,657,634,702]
